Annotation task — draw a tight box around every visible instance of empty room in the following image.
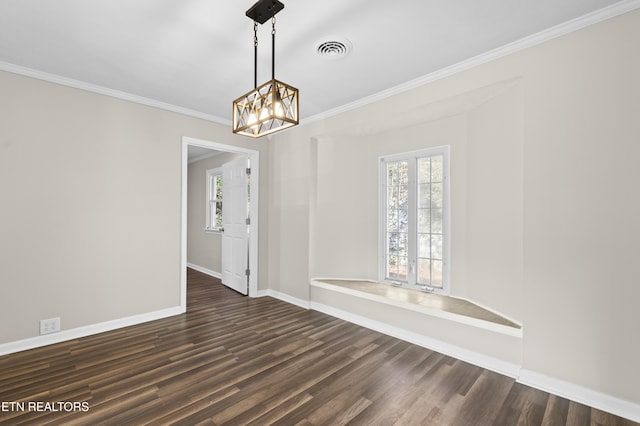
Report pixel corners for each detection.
[1,0,639,424]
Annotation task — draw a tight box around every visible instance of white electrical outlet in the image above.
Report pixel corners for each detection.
[40,317,61,335]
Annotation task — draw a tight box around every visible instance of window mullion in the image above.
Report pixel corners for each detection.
[407,159,418,286]
[206,168,223,231]
[380,146,449,295]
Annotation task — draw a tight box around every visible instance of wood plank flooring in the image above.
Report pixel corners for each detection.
[0,268,636,425]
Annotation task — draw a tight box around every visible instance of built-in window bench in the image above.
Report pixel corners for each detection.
[310,278,523,377]
[311,279,521,335]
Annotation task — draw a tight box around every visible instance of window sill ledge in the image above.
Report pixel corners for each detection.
[203,227,224,234]
[310,278,522,338]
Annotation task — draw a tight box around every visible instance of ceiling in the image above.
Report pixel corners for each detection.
[0,0,632,127]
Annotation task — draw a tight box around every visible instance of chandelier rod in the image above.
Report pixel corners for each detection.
[253,21,258,89]
[271,16,276,81]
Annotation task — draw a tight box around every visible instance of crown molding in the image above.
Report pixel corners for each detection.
[188,150,224,164]
[1,0,638,128]
[0,61,231,126]
[303,0,640,125]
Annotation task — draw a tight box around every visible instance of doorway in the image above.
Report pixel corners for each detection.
[180,136,260,311]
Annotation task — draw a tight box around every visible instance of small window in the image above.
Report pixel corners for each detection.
[206,168,223,231]
[380,146,450,294]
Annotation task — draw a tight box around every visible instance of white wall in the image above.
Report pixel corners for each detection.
[520,8,640,403]
[266,131,311,301]
[299,77,525,322]
[0,70,268,345]
[267,8,640,411]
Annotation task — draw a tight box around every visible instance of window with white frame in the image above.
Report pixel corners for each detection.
[380,146,450,294]
[206,168,223,231]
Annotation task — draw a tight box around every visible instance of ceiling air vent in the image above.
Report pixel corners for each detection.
[316,39,351,59]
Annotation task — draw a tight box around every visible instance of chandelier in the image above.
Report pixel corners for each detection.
[232,0,299,138]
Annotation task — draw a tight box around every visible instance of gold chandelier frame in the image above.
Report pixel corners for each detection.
[232,0,298,138]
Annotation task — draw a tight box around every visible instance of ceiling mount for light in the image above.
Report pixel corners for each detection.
[232,0,299,138]
[245,0,284,24]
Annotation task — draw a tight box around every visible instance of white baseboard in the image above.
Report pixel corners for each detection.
[187,263,222,279]
[310,300,520,379]
[266,290,311,310]
[309,299,640,422]
[518,370,640,423]
[0,306,184,357]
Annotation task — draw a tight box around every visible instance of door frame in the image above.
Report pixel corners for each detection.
[180,136,260,310]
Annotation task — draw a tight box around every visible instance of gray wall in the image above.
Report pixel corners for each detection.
[0,70,268,344]
[267,10,640,406]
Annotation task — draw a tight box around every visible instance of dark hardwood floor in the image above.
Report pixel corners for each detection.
[0,269,636,425]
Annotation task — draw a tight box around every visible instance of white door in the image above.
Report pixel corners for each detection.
[221,156,249,295]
